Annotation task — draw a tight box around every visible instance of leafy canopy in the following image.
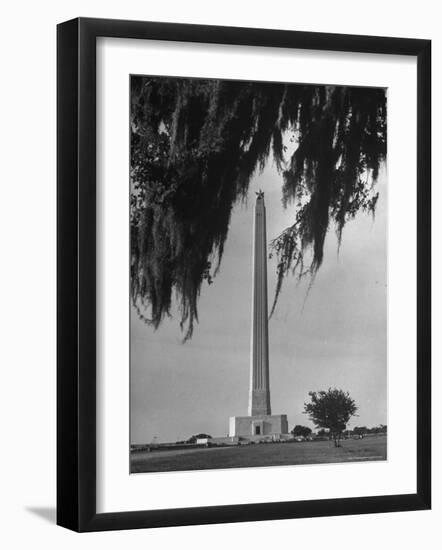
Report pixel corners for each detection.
[131,77,386,340]
[304,388,358,445]
[291,425,312,438]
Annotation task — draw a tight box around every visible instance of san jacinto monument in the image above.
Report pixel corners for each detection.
[229,191,288,439]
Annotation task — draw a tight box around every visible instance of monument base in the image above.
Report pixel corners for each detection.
[229,414,288,439]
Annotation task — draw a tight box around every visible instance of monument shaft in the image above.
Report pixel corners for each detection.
[228,191,288,439]
[248,193,271,416]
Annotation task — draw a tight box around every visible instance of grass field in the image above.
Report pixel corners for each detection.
[130,435,387,474]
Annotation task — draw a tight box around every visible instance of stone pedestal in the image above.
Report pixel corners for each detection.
[229,414,288,438]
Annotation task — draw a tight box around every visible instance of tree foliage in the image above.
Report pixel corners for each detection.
[291,425,312,438]
[130,76,386,340]
[304,388,358,447]
[353,426,367,436]
[353,424,387,435]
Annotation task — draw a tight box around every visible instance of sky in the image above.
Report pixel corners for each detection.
[130,158,387,444]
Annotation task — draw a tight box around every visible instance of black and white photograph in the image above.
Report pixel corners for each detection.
[129,75,388,474]
[0,0,435,543]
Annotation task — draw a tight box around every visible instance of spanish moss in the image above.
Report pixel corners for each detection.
[130,76,386,340]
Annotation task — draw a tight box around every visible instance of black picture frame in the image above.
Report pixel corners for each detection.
[57,17,431,532]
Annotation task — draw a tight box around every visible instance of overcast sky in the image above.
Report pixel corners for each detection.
[130,158,387,444]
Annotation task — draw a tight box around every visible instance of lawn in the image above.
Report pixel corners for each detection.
[130,435,387,473]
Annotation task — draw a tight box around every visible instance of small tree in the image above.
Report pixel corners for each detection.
[304,388,358,447]
[291,425,312,438]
